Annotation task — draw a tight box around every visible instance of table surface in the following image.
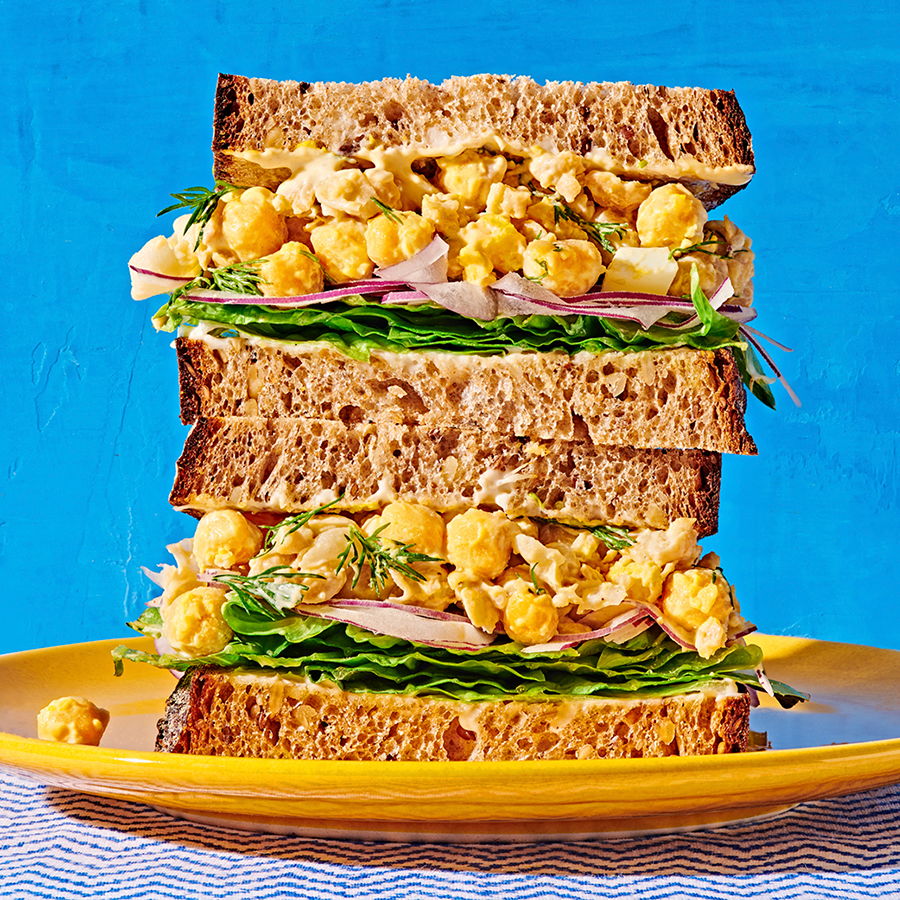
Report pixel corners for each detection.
[2,774,898,900]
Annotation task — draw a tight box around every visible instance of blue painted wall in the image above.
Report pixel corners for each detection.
[2,0,898,654]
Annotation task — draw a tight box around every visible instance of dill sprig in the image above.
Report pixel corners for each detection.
[529,516,636,551]
[212,565,324,617]
[171,260,266,302]
[260,496,344,553]
[372,198,403,224]
[523,258,549,284]
[157,181,240,250]
[551,201,626,254]
[337,524,443,596]
[669,238,748,261]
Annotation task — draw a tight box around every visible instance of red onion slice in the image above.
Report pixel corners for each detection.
[326,597,473,624]
[375,237,449,284]
[183,283,398,306]
[520,608,652,654]
[637,604,697,650]
[129,265,195,291]
[293,601,494,650]
[739,325,802,407]
[755,666,776,699]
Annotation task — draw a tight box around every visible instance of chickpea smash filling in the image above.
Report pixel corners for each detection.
[129,142,754,304]
[146,503,749,662]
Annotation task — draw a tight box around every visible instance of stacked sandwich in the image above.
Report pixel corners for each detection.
[117,73,803,762]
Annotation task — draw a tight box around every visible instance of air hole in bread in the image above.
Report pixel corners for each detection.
[647,106,674,162]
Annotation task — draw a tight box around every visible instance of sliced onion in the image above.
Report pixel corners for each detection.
[415,281,498,320]
[381,290,430,305]
[183,283,398,306]
[638,604,697,651]
[129,265,193,286]
[375,237,449,284]
[520,608,652,654]
[739,325,802,407]
[153,635,185,680]
[326,597,473,624]
[755,666,776,699]
[293,601,494,650]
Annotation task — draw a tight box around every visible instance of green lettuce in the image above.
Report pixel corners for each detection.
[153,280,776,409]
[113,602,805,707]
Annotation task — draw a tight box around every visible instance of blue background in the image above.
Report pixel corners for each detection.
[2,0,898,655]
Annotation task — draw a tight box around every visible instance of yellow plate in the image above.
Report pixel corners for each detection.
[2,635,900,841]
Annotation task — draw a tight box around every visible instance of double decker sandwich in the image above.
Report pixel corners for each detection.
[117,74,803,762]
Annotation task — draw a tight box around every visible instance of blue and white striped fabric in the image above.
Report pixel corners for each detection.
[1,774,899,900]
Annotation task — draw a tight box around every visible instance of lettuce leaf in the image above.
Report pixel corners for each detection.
[153,288,774,408]
[113,600,802,705]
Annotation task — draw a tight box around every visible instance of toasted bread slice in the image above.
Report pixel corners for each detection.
[169,416,721,535]
[156,668,750,760]
[213,74,754,209]
[177,337,756,455]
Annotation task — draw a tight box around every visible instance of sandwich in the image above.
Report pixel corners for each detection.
[116,74,804,762]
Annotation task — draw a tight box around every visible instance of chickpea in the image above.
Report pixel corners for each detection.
[636,184,707,250]
[365,211,434,268]
[311,219,374,282]
[445,509,512,579]
[162,586,233,657]
[522,238,605,297]
[192,510,263,571]
[377,501,445,557]
[258,242,325,298]
[37,697,109,745]
[221,187,288,261]
[503,587,559,645]
[661,569,734,638]
[607,557,664,605]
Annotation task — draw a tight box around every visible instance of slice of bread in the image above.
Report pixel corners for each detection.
[177,337,756,455]
[213,74,754,209]
[156,667,751,760]
[169,416,721,535]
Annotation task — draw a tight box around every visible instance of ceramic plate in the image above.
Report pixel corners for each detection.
[1,635,899,841]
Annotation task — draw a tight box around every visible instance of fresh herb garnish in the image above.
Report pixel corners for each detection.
[260,495,344,553]
[669,238,749,261]
[171,260,266,303]
[529,563,542,592]
[530,516,636,551]
[372,198,403,224]
[212,565,324,617]
[337,524,443,596]
[551,201,626,253]
[523,258,549,284]
[157,181,240,250]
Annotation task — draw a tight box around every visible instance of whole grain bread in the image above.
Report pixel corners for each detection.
[177,337,756,455]
[213,74,754,209]
[169,416,721,535]
[156,668,750,760]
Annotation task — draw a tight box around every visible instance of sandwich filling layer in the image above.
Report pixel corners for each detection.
[114,501,804,707]
[129,138,779,408]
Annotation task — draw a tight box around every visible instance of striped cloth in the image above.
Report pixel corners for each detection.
[1,774,899,899]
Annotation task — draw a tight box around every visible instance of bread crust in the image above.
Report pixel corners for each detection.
[168,415,721,535]
[212,73,754,209]
[156,667,751,760]
[176,337,756,455]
